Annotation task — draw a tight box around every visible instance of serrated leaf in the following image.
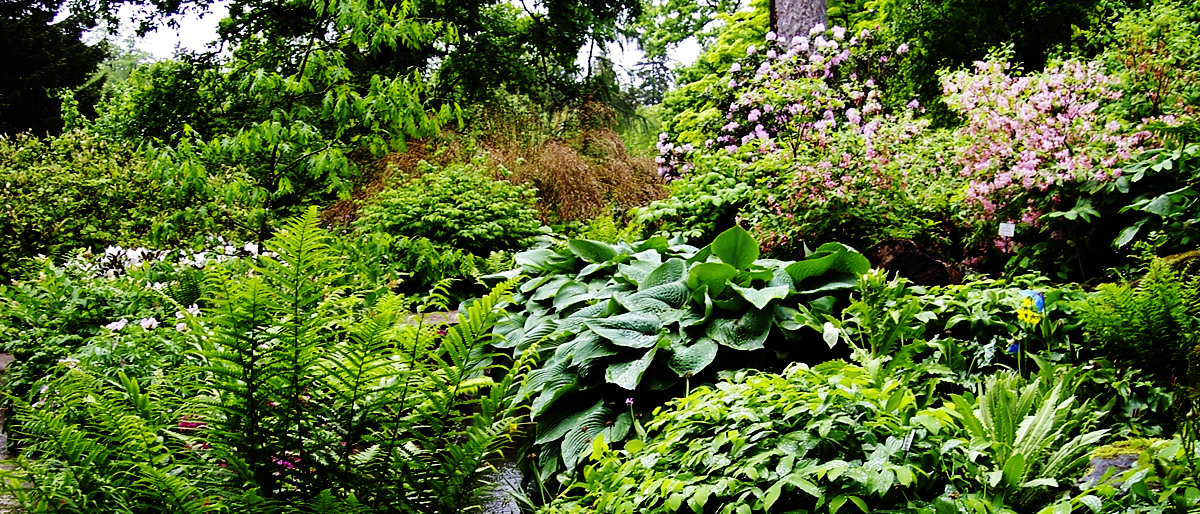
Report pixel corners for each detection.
[606,347,658,389]
[667,337,718,377]
[1003,453,1026,488]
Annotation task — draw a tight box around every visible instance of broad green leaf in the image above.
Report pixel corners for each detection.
[568,239,619,263]
[553,281,591,310]
[624,438,645,454]
[785,253,838,285]
[667,337,719,377]
[711,226,759,269]
[730,284,791,310]
[1021,478,1058,488]
[535,398,605,444]
[1077,495,1102,513]
[1144,194,1173,216]
[1114,220,1145,248]
[641,258,686,290]
[688,262,738,296]
[606,348,658,389]
[561,404,617,470]
[586,312,662,348]
[531,276,571,301]
[708,308,773,350]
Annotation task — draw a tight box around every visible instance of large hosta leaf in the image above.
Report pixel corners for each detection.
[569,239,620,263]
[586,312,662,348]
[535,397,607,444]
[617,259,660,286]
[712,226,759,270]
[667,337,719,377]
[641,258,686,291]
[629,281,690,308]
[553,281,592,311]
[730,284,792,310]
[566,332,622,367]
[606,347,658,389]
[688,262,738,297]
[708,308,773,350]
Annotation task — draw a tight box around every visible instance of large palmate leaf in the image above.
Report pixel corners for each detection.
[708,308,773,351]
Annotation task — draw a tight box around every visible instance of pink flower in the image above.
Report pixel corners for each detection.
[104,319,128,331]
[140,317,158,330]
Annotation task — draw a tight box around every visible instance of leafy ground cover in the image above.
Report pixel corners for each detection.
[2,0,1200,512]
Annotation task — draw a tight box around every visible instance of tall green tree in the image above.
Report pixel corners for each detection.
[888,0,1104,123]
[0,0,109,136]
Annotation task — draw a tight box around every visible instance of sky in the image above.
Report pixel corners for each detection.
[104,1,700,75]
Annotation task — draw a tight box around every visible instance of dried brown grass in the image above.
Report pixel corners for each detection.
[320,139,465,227]
[486,128,666,222]
[323,100,667,227]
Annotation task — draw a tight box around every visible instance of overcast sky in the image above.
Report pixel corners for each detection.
[101,1,700,76]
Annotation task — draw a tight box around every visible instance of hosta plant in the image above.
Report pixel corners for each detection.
[483,226,870,482]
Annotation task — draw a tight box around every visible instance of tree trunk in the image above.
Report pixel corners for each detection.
[771,0,828,43]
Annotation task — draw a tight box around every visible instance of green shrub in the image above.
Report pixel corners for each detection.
[354,162,542,255]
[0,131,180,281]
[542,361,1108,514]
[0,257,179,404]
[1079,257,1200,386]
[485,227,871,484]
[3,208,533,513]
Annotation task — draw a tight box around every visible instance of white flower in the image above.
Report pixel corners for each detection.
[176,323,188,332]
[104,319,128,331]
[140,317,159,330]
[809,23,826,36]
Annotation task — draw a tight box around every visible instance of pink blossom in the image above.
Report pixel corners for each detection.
[140,317,159,330]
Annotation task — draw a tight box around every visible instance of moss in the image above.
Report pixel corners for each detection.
[1091,438,1163,459]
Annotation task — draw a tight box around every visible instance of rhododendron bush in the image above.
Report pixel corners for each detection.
[645,27,1177,279]
[942,54,1154,274]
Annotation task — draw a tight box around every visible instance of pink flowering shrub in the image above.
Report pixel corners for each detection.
[942,54,1154,275]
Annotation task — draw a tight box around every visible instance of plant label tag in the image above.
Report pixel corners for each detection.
[998,222,1016,238]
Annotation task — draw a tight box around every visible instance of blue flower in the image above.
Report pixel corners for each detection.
[1019,289,1045,312]
[1006,342,1021,354]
